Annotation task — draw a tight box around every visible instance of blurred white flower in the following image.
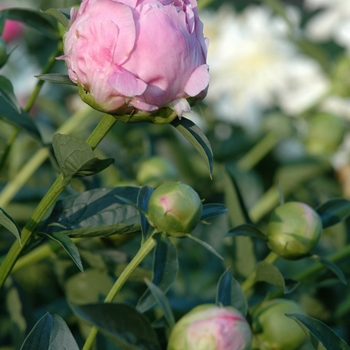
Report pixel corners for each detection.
[202,5,329,131]
[305,0,350,51]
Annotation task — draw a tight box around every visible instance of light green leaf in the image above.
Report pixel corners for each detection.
[42,8,69,28]
[0,208,21,244]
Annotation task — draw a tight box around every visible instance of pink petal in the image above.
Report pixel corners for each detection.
[108,66,147,97]
[169,98,191,118]
[184,64,209,97]
[131,99,158,111]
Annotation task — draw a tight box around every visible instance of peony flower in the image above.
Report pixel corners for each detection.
[200,5,329,130]
[305,0,350,52]
[58,0,209,121]
[167,304,252,350]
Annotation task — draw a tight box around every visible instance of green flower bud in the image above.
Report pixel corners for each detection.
[252,299,307,350]
[147,182,202,237]
[168,304,252,350]
[305,113,345,155]
[267,202,322,260]
[0,37,8,68]
[136,156,178,188]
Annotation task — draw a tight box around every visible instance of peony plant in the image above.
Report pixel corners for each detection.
[58,0,210,121]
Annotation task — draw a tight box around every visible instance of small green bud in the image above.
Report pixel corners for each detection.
[305,112,345,155]
[147,182,202,237]
[252,299,307,350]
[267,202,322,260]
[136,156,178,188]
[0,37,8,68]
[168,304,252,350]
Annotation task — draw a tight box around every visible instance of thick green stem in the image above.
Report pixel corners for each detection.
[0,114,118,288]
[82,235,157,350]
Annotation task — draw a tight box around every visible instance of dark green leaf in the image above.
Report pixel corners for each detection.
[137,234,178,313]
[52,134,113,179]
[0,75,20,111]
[171,117,213,178]
[0,10,6,34]
[71,303,161,350]
[0,95,42,142]
[39,186,141,238]
[1,8,59,39]
[201,203,228,221]
[311,255,347,285]
[316,198,350,229]
[287,313,350,350]
[144,279,175,328]
[137,186,154,239]
[42,8,69,28]
[224,166,252,225]
[20,312,52,350]
[255,261,297,293]
[216,269,248,316]
[38,231,83,272]
[50,314,80,350]
[75,157,115,177]
[0,207,21,244]
[226,223,267,240]
[35,74,76,86]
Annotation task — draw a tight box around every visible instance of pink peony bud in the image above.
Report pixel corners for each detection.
[2,19,23,43]
[58,0,209,122]
[167,304,252,350]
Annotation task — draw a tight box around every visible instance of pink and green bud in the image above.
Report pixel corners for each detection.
[58,0,209,122]
[147,182,202,237]
[168,304,252,350]
[136,156,178,188]
[252,299,307,350]
[267,202,322,260]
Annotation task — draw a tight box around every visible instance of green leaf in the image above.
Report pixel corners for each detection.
[224,166,252,225]
[38,231,83,272]
[1,8,59,39]
[0,95,42,142]
[184,234,223,260]
[137,234,178,313]
[0,75,20,111]
[52,133,113,179]
[20,313,79,350]
[144,279,175,328]
[42,8,69,28]
[201,203,228,221]
[49,314,80,350]
[216,269,248,316]
[76,157,115,177]
[171,117,213,178]
[137,186,154,240]
[71,303,161,350]
[316,198,350,229]
[35,74,76,86]
[0,207,21,244]
[39,186,141,238]
[287,313,350,350]
[226,223,267,240]
[255,261,299,293]
[20,312,52,350]
[311,255,347,285]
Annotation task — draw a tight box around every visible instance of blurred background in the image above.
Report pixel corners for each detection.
[1,0,350,348]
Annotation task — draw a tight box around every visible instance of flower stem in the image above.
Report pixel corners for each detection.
[82,235,157,350]
[0,114,118,289]
[241,252,279,296]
